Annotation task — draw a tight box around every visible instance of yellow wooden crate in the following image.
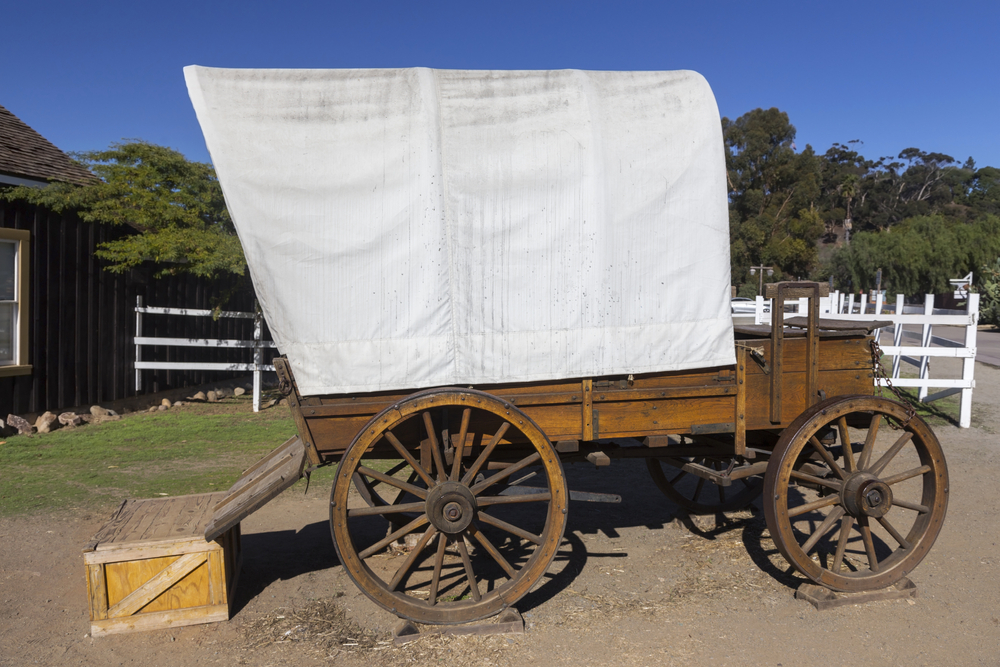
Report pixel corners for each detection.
[83,492,241,636]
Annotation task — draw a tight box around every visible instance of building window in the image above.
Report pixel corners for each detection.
[0,228,30,376]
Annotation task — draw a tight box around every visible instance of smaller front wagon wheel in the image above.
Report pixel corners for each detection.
[764,395,948,591]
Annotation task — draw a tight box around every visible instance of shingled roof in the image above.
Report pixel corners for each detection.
[0,103,97,186]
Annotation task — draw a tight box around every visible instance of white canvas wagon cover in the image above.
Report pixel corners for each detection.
[185,66,734,396]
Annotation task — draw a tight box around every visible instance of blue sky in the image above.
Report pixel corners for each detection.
[4,1,998,169]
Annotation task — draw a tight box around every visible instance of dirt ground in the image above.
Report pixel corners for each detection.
[3,362,1000,667]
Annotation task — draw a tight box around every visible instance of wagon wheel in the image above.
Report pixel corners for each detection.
[646,454,762,514]
[763,395,948,591]
[330,388,568,624]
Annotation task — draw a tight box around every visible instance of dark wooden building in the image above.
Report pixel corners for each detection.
[0,103,264,416]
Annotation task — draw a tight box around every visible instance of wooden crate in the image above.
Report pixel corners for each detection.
[83,492,241,636]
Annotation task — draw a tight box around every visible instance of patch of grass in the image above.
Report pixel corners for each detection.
[882,387,960,426]
[0,399,298,516]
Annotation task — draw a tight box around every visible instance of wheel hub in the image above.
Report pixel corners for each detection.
[426,481,477,534]
[841,472,893,518]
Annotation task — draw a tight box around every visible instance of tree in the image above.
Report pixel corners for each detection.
[2,141,245,280]
[831,214,1000,297]
[723,108,823,287]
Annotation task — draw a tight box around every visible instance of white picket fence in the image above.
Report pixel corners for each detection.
[746,291,980,428]
[134,297,277,412]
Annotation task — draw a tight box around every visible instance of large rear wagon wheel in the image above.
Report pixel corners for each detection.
[330,388,568,624]
[764,395,948,592]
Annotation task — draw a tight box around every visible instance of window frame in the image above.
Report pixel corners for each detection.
[0,228,31,377]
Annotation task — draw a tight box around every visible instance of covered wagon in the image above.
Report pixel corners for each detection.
[185,66,948,625]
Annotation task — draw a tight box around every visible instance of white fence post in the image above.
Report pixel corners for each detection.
[135,295,143,392]
[253,309,263,413]
[918,294,934,401]
[755,295,767,325]
[892,294,905,378]
[960,293,980,428]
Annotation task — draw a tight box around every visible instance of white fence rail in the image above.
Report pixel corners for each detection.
[134,297,277,412]
[747,291,979,427]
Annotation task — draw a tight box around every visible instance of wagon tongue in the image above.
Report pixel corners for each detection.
[204,436,308,542]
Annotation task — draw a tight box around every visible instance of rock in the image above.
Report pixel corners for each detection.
[157,405,168,411]
[173,401,185,407]
[148,406,158,413]
[233,387,246,397]
[7,414,34,435]
[58,412,83,427]
[207,391,218,402]
[278,398,289,407]
[90,405,110,418]
[36,412,59,433]
[189,391,207,402]
[161,398,172,408]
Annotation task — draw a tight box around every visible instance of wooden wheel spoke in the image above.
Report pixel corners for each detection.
[891,498,930,514]
[450,407,472,481]
[858,517,880,573]
[692,477,706,503]
[789,469,843,492]
[461,422,511,485]
[787,494,840,518]
[809,436,848,480]
[467,524,517,579]
[857,414,881,470]
[359,514,430,560]
[348,501,426,518]
[422,411,448,482]
[869,431,914,476]
[476,492,551,507]
[832,515,855,573]
[357,465,428,500]
[838,417,855,473]
[882,465,932,486]
[668,469,687,486]
[387,525,438,591]
[384,431,436,488]
[470,452,542,495]
[477,511,543,545]
[801,506,846,555]
[456,538,482,602]
[427,533,449,605]
[876,515,912,550]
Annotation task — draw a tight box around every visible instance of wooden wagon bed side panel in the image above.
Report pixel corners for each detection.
[743,368,874,431]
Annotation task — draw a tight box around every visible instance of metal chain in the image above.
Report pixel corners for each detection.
[869,338,916,429]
